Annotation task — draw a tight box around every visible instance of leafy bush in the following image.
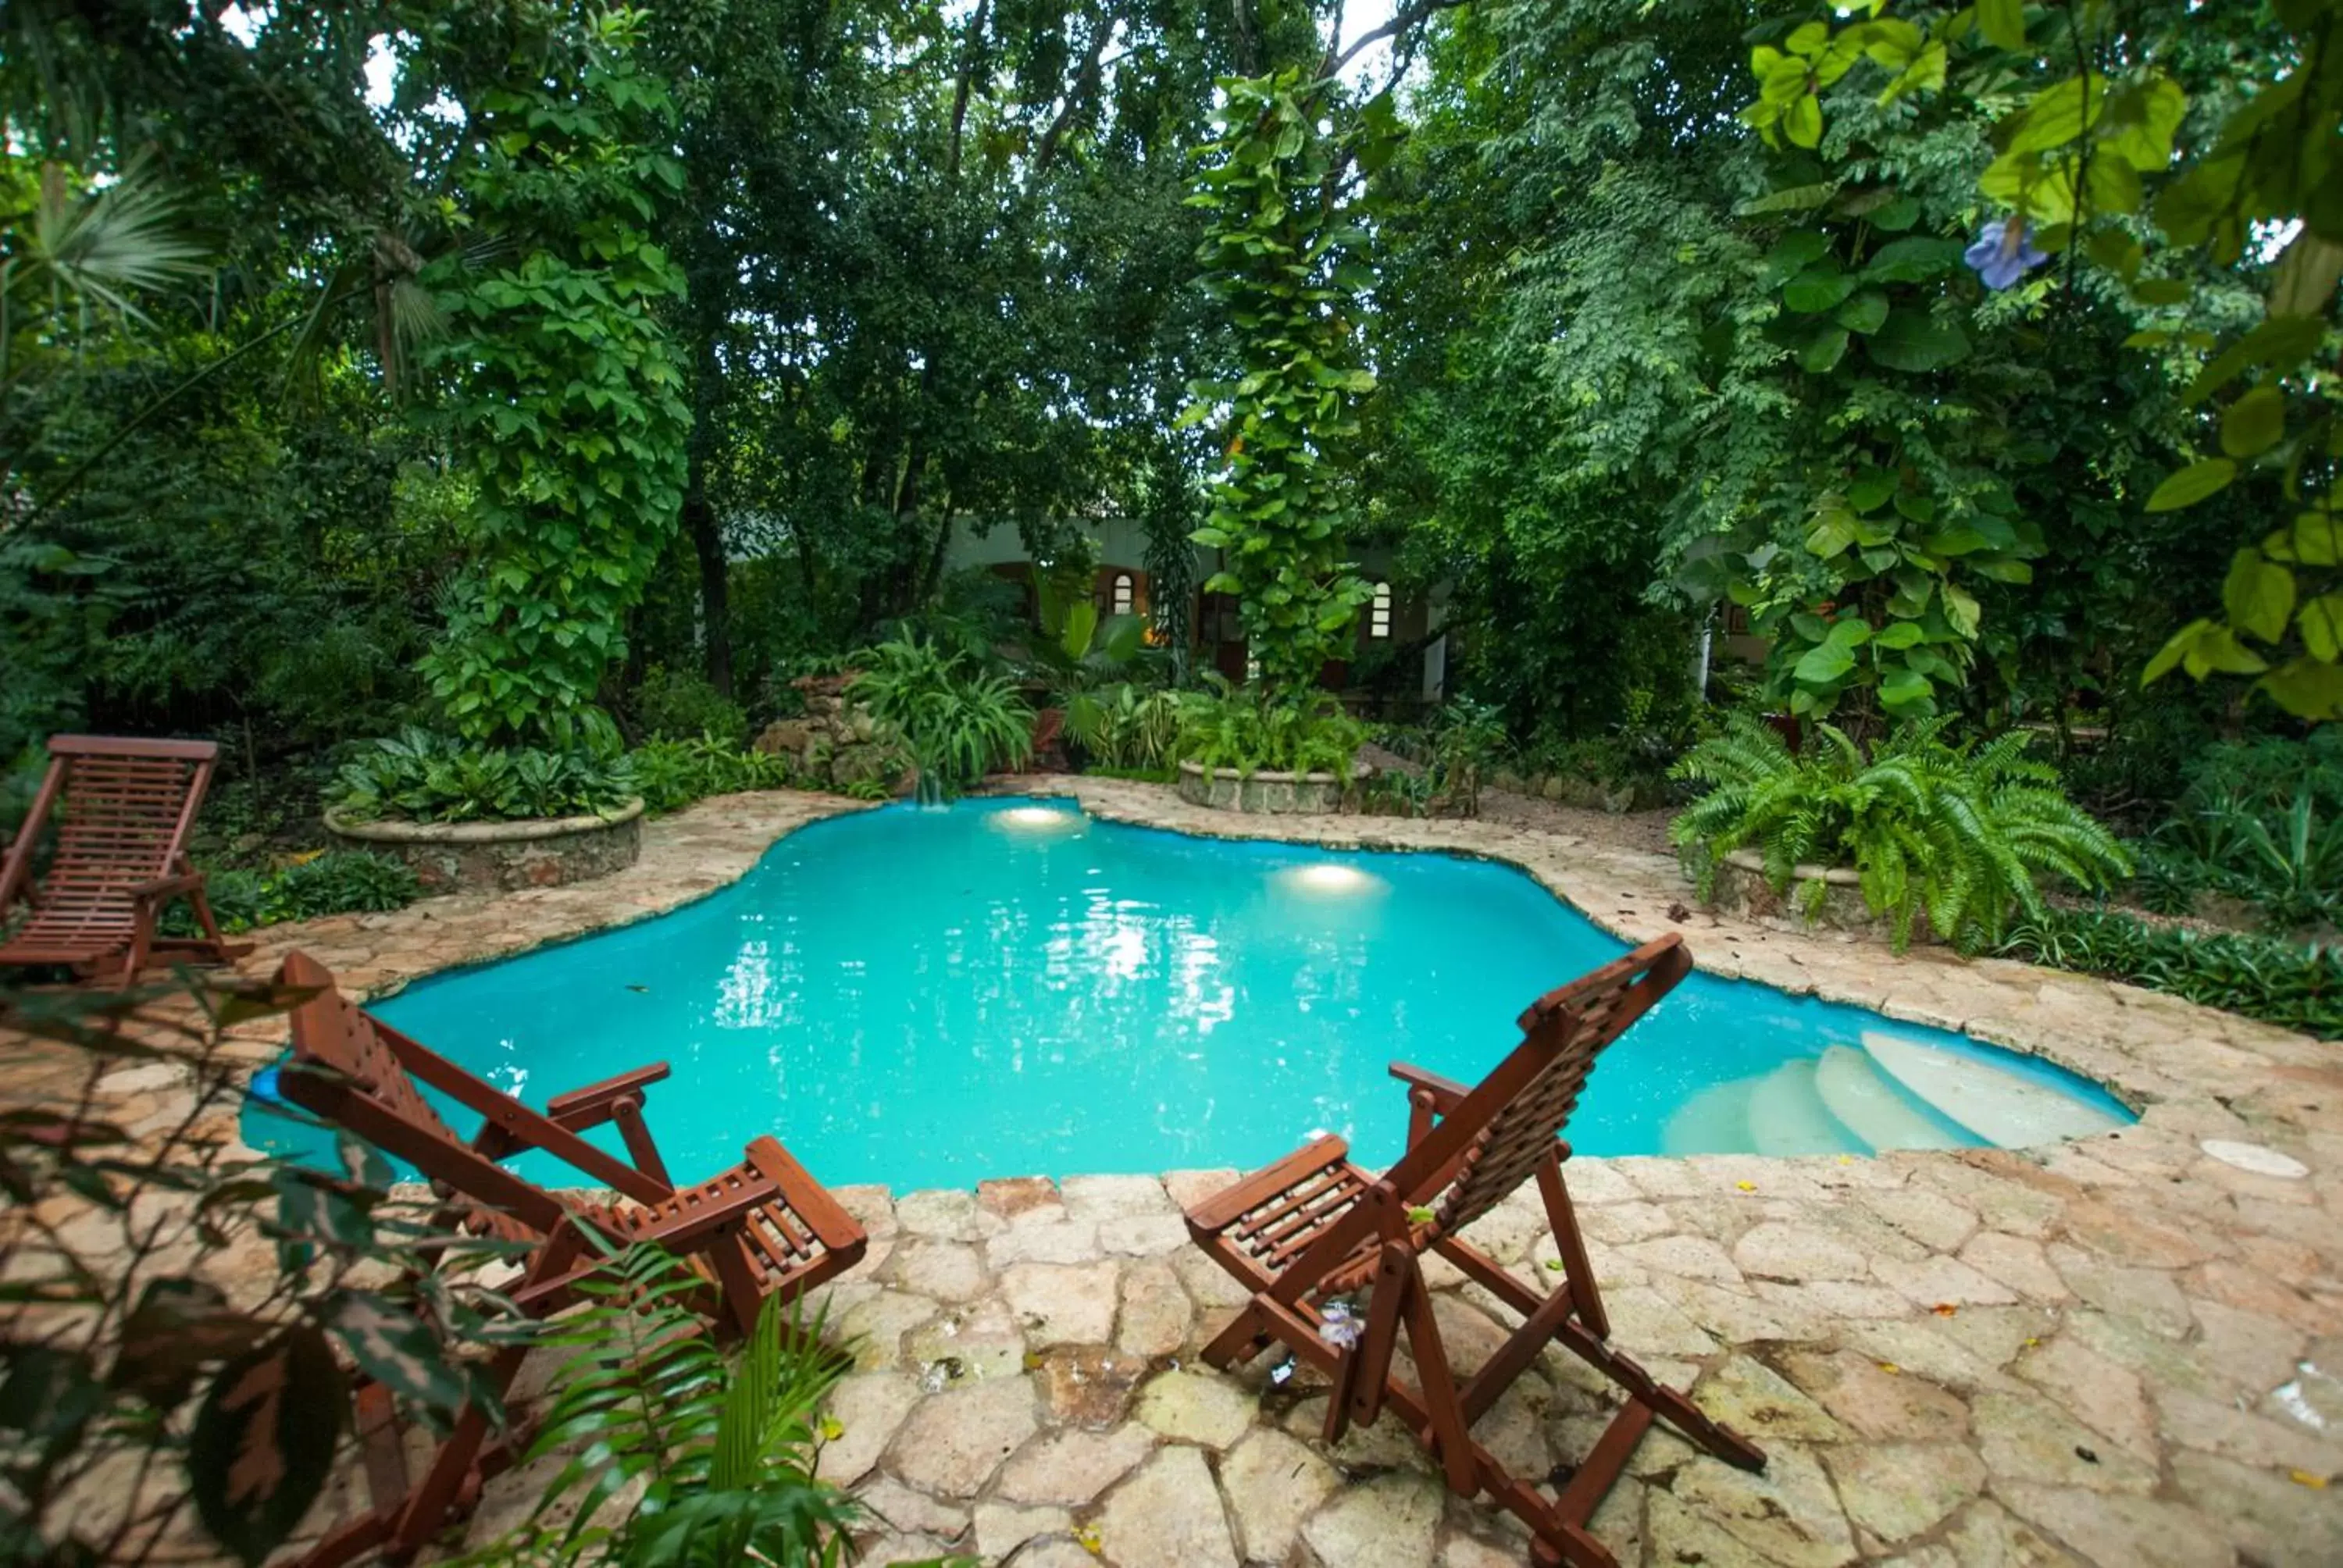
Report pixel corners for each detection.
[2134,730,2343,934]
[1671,716,2132,951]
[1067,682,1183,773]
[1173,678,1368,780]
[162,853,423,937]
[634,664,749,746]
[327,729,637,825]
[629,736,793,815]
[461,1245,864,1568]
[846,634,1032,795]
[1996,911,2342,1042]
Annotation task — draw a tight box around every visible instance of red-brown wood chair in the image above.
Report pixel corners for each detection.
[268,950,866,1566]
[0,736,251,985]
[1182,935,1763,1568]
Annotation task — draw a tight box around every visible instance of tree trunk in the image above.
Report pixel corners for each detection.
[683,467,733,698]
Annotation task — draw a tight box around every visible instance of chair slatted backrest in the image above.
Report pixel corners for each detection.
[2,736,217,941]
[277,952,551,1242]
[1425,936,1691,1241]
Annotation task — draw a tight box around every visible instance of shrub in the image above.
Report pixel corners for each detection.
[162,852,422,937]
[1671,715,2132,951]
[1996,911,2342,1042]
[2135,729,2343,935]
[327,728,637,824]
[1066,682,1183,773]
[846,633,1032,794]
[629,736,793,815]
[633,663,749,746]
[1173,679,1368,779]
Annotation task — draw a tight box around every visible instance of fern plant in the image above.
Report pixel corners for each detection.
[458,1246,882,1568]
[1670,715,2132,951]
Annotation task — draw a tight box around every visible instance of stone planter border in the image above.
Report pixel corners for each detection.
[324,798,646,895]
[1174,759,1368,814]
[1698,846,1928,943]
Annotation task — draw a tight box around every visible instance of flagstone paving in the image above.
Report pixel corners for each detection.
[6,780,2340,1566]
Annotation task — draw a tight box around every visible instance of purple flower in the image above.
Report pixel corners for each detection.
[1963,218,2049,290]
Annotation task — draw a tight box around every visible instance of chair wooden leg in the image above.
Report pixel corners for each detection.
[1557,1317,1764,1471]
[1538,1156,1610,1340]
[1201,1299,1273,1368]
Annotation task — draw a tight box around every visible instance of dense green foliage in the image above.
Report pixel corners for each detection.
[1997,911,2343,1042]
[1671,716,2132,949]
[1186,72,1384,693]
[2134,730,2343,933]
[1175,679,1368,779]
[845,634,1033,795]
[328,729,639,825]
[418,11,692,748]
[166,853,423,937]
[629,736,794,816]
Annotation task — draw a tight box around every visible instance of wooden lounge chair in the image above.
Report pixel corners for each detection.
[268,949,866,1566]
[1182,935,1763,1568]
[0,735,250,985]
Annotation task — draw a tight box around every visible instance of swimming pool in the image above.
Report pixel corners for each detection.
[244,797,2132,1190]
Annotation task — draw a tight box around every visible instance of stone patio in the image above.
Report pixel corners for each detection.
[6,779,2341,1566]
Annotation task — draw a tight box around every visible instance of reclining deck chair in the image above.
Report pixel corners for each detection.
[269,950,867,1566]
[0,736,250,984]
[1184,935,1763,1568]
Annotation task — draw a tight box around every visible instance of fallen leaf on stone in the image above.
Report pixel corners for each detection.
[1879,1363,1900,1374]
[1735,1181,1756,1192]
[1932,1303,1958,1317]
[2290,1470,2329,1488]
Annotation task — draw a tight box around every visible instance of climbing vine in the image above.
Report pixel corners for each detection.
[419,9,691,748]
[1183,73,1393,696]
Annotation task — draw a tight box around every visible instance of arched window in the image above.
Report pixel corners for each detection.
[1111,572,1134,615]
[1369,581,1393,640]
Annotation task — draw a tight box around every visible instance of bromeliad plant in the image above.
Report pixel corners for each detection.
[1671,715,2132,950]
[1998,910,2342,1042]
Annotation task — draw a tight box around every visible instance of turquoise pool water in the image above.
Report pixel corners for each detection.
[244,798,2132,1191]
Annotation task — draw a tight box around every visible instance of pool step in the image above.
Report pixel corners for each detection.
[1661,1078,1764,1156]
[1860,1030,2128,1147]
[1813,1045,1967,1150]
[1747,1060,1866,1157]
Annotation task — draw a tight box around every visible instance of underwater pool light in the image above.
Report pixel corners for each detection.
[994,804,1084,835]
[1280,862,1382,896]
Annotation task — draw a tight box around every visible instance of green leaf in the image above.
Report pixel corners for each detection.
[1976,0,2027,49]
[1878,666,1935,708]
[1784,265,1856,314]
[1942,583,1981,638]
[2258,657,2343,722]
[2220,387,2286,459]
[2130,278,2191,305]
[1863,237,1964,283]
[1865,309,1972,372]
[2010,74,2107,155]
[1785,94,1824,149]
[1794,641,1856,684]
[1799,327,1851,372]
[2184,314,2327,406]
[1806,512,1859,557]
[2298,593,2343,663]
[1834,290,1890,333]
[190,1327,344,1566]
[2143,459,2236,511]
[2222,548,2295,643]
[1867,195,1922,231]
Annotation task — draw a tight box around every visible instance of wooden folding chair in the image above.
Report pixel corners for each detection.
[268,950,866,1566]
[0,735,251,985]
[1183,935,1763,1568]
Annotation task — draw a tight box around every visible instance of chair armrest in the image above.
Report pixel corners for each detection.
[1389,1061,1470,1114]
[546,1063,673,1128]
[131,873,205,900]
